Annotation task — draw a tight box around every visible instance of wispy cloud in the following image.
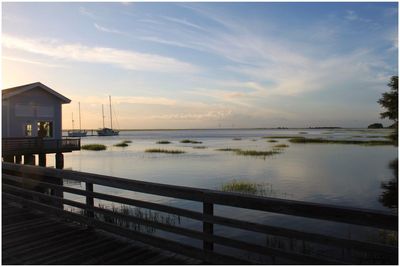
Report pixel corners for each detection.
[162,6,394,98]
[94,23,128,36]
[161,16,204,30]
[138,36,194,48]
[70,95,177,106]
[345,10,358,21]
[2,56,66,68]
[345,10,371,23]
[79,7,96,19]
[2,34,199,73]
[150,110,232,121]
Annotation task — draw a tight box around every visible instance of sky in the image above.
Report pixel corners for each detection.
[2,2,398,129]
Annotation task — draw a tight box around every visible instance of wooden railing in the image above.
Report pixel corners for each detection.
[2,137,80,156]
[2,162,398,264]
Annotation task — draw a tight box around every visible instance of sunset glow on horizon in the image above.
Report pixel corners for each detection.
[2,2,398,129]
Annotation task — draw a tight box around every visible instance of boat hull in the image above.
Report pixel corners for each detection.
[97,128,119,136]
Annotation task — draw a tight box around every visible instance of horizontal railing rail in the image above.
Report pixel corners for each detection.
[2,137,80,155]
[2,162,398,264]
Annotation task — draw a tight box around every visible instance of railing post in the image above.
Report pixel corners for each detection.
[85,182,94,224]
[52,174,64,209]
[203,202,214,251]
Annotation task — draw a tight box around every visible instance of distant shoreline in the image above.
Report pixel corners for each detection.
[61,127,392,132]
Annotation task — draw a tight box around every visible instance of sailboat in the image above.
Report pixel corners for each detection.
[97,96,119,136]
[68,102,87,137]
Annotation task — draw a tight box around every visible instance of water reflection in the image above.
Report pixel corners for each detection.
[379,159,398,211]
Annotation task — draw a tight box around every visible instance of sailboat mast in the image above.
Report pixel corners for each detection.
[72,112,74,130]
[78,102,82,131]
[109,95,113,129]
[102,104,105,128]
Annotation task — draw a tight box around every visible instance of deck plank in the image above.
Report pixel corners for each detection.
[2,201,200,264]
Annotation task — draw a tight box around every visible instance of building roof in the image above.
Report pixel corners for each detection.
[2,82,71,103]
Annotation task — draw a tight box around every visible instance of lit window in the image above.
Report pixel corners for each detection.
[37,121,53,138]
[24,124,32,137]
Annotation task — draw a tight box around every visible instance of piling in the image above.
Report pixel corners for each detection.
[24,154,35,165]
[38,154,46,167]
[15,155,22,164]
[55,153,64,169]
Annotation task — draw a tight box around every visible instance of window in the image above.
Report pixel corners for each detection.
[24,124,32,137]
[37,121,53,138]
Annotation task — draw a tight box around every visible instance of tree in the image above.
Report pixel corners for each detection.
[378,76,398,145]
[368,123,383,129]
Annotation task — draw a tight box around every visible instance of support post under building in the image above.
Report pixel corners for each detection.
[24,154,35,165]
[38,154,46,167]
[15,155,22,164]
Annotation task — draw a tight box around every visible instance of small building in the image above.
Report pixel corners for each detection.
[2,82,80,168]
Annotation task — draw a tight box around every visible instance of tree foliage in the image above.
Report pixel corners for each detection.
[378,76,398,122]
[378,76,398,145]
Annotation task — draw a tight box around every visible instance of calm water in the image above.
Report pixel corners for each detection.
[50,128,396,261]
[56,128,396,210]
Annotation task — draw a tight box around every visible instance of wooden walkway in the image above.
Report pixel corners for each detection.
[2,201,200,265]
[2,162,397,264]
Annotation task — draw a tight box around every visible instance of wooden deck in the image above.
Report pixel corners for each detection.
[2,162,397,264]
[2,201,200,265]
[2,137,80,157]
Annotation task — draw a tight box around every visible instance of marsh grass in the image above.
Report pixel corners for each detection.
[235,149,282,157]
[216,148,282,158]
[222,180,258,194]
[180,139,202,144]
[192,146,207,149]
[81,144,107,151]
[268,140,278,143]
[156,140,171,144]
[221,180,287,198]
[263,136,299,139]
[289,137,393,145]
[145,148,186,154]
[95,204,180,234]
[274,144,289,148]
[232,137,242,140]
[298,132,308,134]
[123,140,132,143]
[216,148,241,152]
[114,142,129,147]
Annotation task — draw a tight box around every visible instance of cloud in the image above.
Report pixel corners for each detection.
[150,110,232,121]
[170,6,394,98]
[79,7,96,19]
[94,23,128,36]
[68,95,177,106]
[345,10,358,21]
[2,34,199,73]
[138,36,195,49]
[161,16,204,30]
[345,10,371,23]
[2,56,66,68]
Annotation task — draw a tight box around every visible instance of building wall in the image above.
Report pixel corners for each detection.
[2,88,64,139]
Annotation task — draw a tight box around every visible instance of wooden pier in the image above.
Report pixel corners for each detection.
[2,202,199,264]
[2,162,398,264]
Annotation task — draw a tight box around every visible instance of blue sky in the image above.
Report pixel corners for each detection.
[2,2,398,129]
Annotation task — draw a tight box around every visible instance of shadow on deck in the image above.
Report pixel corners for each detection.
[2,201,200,265]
